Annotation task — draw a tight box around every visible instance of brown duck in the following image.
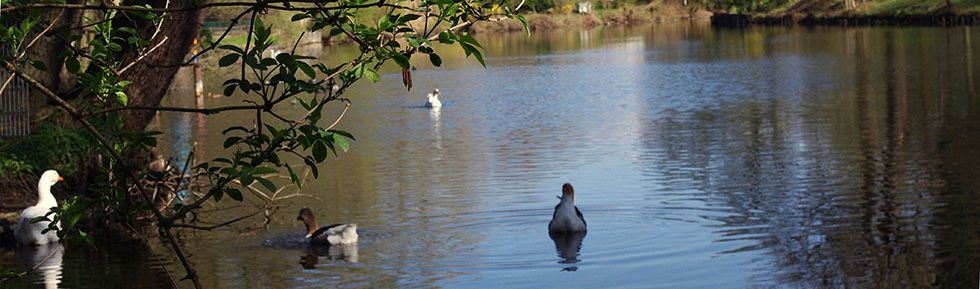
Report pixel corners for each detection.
[297,208,358,246]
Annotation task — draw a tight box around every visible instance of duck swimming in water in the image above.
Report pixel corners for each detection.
[548,183,586,233]
[297,208,358,246]
[424,88,442,108]
[15,170,63,245]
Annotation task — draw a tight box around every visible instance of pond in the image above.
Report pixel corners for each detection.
[4,21,980,288]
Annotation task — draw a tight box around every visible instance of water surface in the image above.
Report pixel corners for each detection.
[6,22,980,288]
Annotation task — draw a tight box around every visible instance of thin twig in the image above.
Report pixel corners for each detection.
[172,210,262,231]
[324,101,351,131]
[119,36,169,74]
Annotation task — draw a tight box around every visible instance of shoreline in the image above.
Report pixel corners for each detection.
[468,4,713,34]
[712,12,980,27]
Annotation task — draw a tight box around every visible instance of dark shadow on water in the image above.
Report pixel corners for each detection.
[549,231,586,272]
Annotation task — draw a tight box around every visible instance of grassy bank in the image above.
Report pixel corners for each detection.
[712,0,980,26]
[470,3,712,34]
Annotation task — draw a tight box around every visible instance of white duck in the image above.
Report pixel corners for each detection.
[424,88,442,108]
[297,208,358,246]
[548,183,587,233]
[15,170,63,245]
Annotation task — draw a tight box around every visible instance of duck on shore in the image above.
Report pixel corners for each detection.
[296,208,358,246]
[15,170,63,245]
[548,183,587,233]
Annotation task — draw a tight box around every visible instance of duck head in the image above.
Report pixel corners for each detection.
[560,183,575,203]
[36,170,62,206]
[297,208,318,238]
[39,170,63,188]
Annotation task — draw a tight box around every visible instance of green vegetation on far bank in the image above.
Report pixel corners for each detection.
[471,2,713,33]
[726,0,980,16]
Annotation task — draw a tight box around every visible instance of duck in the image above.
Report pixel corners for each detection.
[548,183,586,233]
[424,88,442,108]
[15,170,63,245]
[147,150,171,180]
[296,208,358,246]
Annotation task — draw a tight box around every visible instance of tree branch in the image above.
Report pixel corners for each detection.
[171,209,262,231]
[3,1,413,14]
[81,104,265,117]
[1,59,204,289]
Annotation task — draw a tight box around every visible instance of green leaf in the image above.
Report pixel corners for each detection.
[78,230,95,246]
[398,14,422,23]
[303,157,319,178]
[459,34,483,48]
[256,177,276,192]
[114,91,128,105]
[391,52,411,70]
[429,53,442,67]
[30,215,49,224]
[291,13,311,21]
[333,133,350,153]
[240,173,254,186]
[222,126,249,134]
[66,57,80,73]
[239,79,251,93]
[29,59,46,71]
[285,164,301,187]
[251,167,277,175]
[378,15,392,31]
[219,45,245,54]
[223,84,236,96]
[224,188,243,201]
[219,53,240,67]
[297,62,316,78]
[223,137,242,148]
[515,14,531,37]
[328,129,356,141]
[364,68,380,82]
[312,141,327,162]
[119,27,139,35]
[460,43,486,67]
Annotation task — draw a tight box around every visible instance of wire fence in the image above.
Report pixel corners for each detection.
[0,24,31,137]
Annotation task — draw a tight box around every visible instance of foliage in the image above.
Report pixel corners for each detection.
[0,125,94,178]
[0,155,33,177]
[709,0,795,13]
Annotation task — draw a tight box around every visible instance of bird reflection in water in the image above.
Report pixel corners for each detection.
[549,231,586,272]
[15,243,64,289]
[299,244,359,269]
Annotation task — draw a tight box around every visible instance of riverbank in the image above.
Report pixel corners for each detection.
[469,3,712,34]
[711,0,980,26]
[712,12,979,26]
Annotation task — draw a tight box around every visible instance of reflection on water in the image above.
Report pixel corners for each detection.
[302,243,360,269]
[0,238,174,289]
[549,232,586,272]
[15,244,63,289]
[159,23,980,288]
[6,23,979,288]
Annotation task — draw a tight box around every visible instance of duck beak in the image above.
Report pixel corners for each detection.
[57,176,64,182]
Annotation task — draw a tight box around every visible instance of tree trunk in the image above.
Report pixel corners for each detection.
[119,0,205,131]
[25,1,205,132]
[24,0,86,125]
